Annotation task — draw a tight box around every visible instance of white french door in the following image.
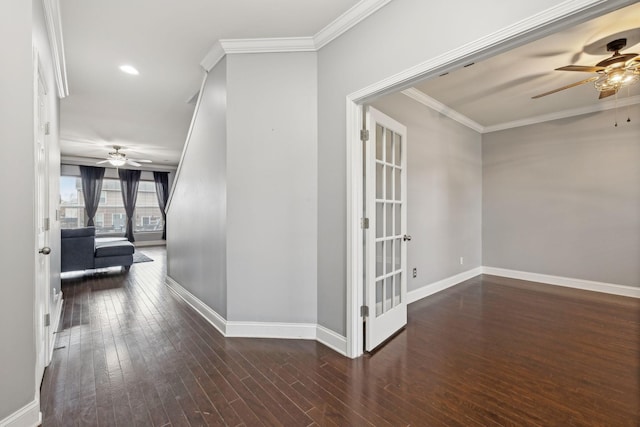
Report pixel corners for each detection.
[364,107,408,352]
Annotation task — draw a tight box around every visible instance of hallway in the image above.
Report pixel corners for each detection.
[41,247,640,426]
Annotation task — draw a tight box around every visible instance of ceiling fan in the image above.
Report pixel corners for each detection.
[532,38,640,100]
[96,145,152,167]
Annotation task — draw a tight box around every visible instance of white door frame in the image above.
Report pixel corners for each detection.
[344,0,633,358]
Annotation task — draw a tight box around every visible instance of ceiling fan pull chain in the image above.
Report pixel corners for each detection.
[626,86,631,123]
[614,91,618,127]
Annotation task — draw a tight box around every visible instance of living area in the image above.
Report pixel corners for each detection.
[59,162,174,276]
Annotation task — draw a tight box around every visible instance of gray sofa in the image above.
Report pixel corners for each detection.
[61,227,135,272]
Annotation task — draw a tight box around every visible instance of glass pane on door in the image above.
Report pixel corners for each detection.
[376,125,384,160]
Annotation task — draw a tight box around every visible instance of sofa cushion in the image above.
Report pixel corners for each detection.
[61,227,96,238]
[95,241,135,257]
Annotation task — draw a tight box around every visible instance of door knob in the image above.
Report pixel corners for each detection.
[403,235,412,242]
[39,247,51,255]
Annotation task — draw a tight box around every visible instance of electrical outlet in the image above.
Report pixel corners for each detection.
[412,268,417,278]
[460,257,464,265]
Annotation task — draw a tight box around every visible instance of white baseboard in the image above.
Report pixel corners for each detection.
[226,321,316,339]
[407,267,483,304]
[482,267,640,298]
[165,276,348,355]
[165,276,226,335]
[0,399,41,427]
[316,325,348,356]
[135,240,166,248]
[48,292,64,364]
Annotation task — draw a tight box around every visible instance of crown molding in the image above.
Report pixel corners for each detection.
[220,37,316,54]
[403,88,640,134]
[313,0,393,49]
[42,0,69,98]
[401,88,484,133]
[200,41,225,72]
[201,37,316,72]
[483,94,640,133]
[200,0,394,71]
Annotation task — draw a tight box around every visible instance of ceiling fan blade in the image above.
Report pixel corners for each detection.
[96,159,110,164]
[555,65,605,72]
[531,76,598,99]
[596,53,638,68]
[127,160,142,167]
[130,159,152,163]
[599,89,617,99]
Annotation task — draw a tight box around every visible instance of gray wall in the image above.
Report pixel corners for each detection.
[372,93,482,291]
[0,0,60,419]
[225,52,318,323]
[167,58,228,316]
[167,52,318,325]
[0,0,35,419]
[483,107,640,286]
[316,0,565,335]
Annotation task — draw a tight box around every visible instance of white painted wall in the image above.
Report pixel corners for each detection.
[483,107,640,286]
[167,59,228,316]
[372,93,482,291]
[226,52,318,323]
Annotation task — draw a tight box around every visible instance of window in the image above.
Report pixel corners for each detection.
[60,176,84,229]
[134,181,163,232]
[60,175,164,235]
[112,213,126,232]
[95,213,104,228]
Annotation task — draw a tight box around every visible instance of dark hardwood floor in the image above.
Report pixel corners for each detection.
[41,248,640,426]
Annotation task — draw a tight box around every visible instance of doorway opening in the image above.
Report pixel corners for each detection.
[344,1,631,358]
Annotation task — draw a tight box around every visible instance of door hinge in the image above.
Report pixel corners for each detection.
[361,218,369,229]
[44,217,50,231]
[360,305,369,317]
[44,313,50,327]
[360,129,369,141]
[45,122,50,135]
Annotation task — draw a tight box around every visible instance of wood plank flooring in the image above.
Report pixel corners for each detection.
[41,248,640,426]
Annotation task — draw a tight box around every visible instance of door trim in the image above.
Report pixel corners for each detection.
[344,0,633,358]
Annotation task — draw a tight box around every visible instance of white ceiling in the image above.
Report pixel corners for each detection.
[60,2,640,166]
[412,3,640,130]
[59,0,360,166]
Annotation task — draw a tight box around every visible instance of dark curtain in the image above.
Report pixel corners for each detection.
[79,165,105,227]
[118,169,141,242]
[153,171,169,240]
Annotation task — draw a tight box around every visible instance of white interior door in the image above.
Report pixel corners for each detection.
[35,60,51,386]
[364,107,408,352]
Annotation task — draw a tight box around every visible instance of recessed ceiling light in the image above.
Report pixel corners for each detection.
[119,65,139,75]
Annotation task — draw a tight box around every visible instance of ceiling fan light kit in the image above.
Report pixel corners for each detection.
[108,157,127,167]
[96,145,152,168]
[593,68,639,92]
